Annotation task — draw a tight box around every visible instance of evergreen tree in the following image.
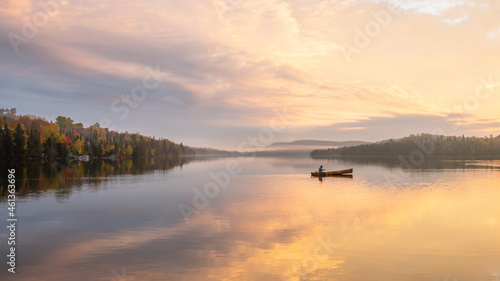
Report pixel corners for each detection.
[27,129,43,158]
[57,142,70,158]
[43,134,57,158]
[0,123,4,158]
[3,121,13,158]
[13,123,28,157]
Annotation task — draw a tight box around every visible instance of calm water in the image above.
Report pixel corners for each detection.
[1,157,500,281]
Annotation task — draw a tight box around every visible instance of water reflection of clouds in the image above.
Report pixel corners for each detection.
[2,158,500,280]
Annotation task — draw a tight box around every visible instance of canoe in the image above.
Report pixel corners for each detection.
[311,168,353,177]
[326,174,353,179]
[316,174,353,179]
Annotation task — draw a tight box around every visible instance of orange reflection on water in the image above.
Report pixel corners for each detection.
[140,172,500,281]
[15,171,500,281]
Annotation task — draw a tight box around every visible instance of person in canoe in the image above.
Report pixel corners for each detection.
[318,165,325,173]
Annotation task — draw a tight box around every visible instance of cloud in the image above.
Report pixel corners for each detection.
[301,113,500,141]
[0,0,33,17]
[0,0,499,148]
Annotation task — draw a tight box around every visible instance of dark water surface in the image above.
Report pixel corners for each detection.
[1,157,500,281]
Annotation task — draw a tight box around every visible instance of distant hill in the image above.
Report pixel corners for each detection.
[250,139,372,157]
[192,147,240,156]
[311,134,500,157]
[269,140,371,147]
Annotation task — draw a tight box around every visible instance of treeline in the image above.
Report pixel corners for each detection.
[311,133,500,157]
[0,108,194,160]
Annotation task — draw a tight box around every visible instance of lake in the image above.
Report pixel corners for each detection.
[1,156,500,281]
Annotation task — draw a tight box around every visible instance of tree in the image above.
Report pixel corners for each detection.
[55,116,74,134]
[27,129,42,158]
[72,138,84,155]
[2,121,13,158]
[40,122,60,142]
[0,123,3,158]
[57,142,70,158]
[13,123,28,157]
[43,134,57,158]
[125,145,133,157]
[0,108,16,119]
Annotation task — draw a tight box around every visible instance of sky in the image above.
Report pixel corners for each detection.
[0,0,499,149]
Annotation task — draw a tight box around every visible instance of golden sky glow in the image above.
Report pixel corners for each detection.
[1,0,499,148]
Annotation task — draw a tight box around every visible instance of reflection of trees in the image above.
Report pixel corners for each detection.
[0,156,190,200]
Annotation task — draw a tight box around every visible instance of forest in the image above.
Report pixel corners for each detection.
[311,133,500,157]
[0,108,194,160]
